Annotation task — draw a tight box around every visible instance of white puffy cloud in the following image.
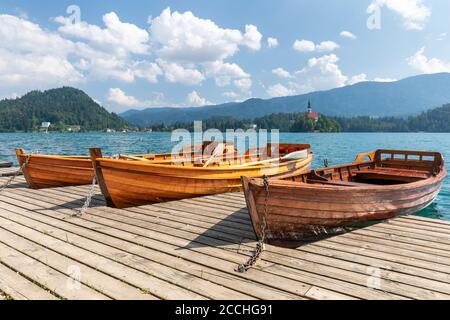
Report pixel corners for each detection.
[233,78,252,92]
[222,91,241,99]
[186,90,211,106]
[242,25,263,51]
[266,83,296,97]
[107,88,143,107]
[407,47,450,73]
[55,12,150,56]
[348,73,368,85]
[157,59,205,85]
[203,61,250,87]
[293,40,315,52]
[340,31,356,39]
[147,8,257,88]
[293,54,348,93]
[367,0,431,30]
[131,61,163,83]
[150,7,262,64]
[266,54,375,97]
[1,8,264,105]
[0,12,164,92]
[293,39,339,52]
[267,37,279,48]
[315,41,340,52]
[0,14,84,89]
[107,88,170,111]
[272,67,292,79]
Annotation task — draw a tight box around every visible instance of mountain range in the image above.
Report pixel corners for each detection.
[121,73,450,126]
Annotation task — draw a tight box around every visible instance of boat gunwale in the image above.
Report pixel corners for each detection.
[247,158,446,193]
[95,153,314,172]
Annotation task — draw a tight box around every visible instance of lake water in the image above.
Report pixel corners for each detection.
[0,132,448,220]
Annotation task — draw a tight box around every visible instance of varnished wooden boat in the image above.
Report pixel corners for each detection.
[90,143,313,208]
[242,149,446,243]
[15,141,225,189]
[16,148,96,189]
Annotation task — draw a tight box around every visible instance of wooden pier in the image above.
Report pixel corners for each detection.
[0,170,450,300]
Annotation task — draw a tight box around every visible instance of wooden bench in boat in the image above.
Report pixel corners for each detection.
[354,167,431,183]
[309,179,371,187]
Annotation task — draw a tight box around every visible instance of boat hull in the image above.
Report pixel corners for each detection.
[93,154,313,208]
[242,167,446,242]
[16,149,94,189]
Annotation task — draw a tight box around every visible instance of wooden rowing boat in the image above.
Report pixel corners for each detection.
[16,149,95,189]
[90,143,313,208]
[15,141,226,189]
[242,149,446,243]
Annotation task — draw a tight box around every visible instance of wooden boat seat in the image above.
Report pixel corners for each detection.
[354,167,431,182]
[309,179,372,187]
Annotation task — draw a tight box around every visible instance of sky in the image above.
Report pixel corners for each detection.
[0,0,449,113]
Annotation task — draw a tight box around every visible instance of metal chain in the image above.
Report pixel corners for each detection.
[235,175,270,273]
[72,175,97,217]
[0,155,31,193]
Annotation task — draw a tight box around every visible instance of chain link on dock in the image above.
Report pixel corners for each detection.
[0,156,30,193]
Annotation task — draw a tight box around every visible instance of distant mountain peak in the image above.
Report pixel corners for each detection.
[121,73,450,127]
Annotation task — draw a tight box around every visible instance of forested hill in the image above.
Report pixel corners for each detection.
[0,87,129,132]
[335,103,450,132]
[150,103,450,132]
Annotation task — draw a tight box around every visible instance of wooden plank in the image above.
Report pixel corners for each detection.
[0,242,108,300]
[367,225,450,252]
[0,167,22,177]
[0,187,393,300]
[350,228,450,258]
[0,262,57,300]
[0,205,236,300]
[0,185,428,299]
[403,215,450,227]
[296,243,450,297]
[0,194,305,300]
[14,186,257,240]
[340,232,450,264]
[396,216,450,231]
[311,239,450,281]
[371,223,450,245]
[0,220,157,300]
[1,178,450,300]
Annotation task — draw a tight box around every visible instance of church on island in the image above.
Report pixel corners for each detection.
[306,99,319,121]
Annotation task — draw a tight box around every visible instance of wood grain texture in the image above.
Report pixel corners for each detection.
[1,174,450,300]
[243,149,447,242]
[16,148,94,189]
[91,145,313,208]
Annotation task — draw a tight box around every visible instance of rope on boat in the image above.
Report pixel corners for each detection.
[0,155,31,193]
[235,175,269,273]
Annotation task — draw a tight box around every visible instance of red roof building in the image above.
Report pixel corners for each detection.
[306,99,319,121]
[306,111,319,120]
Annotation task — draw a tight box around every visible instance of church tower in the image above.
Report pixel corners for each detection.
[306,98,319,121]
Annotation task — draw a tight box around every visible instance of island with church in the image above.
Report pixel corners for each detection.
[149,98,342,133]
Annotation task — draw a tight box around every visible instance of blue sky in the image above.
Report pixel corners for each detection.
[0,0,449,112]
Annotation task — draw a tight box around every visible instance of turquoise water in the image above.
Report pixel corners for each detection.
[0,132,448,220]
